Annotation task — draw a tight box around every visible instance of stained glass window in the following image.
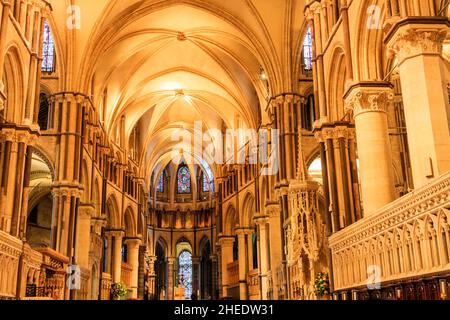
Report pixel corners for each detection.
[200,159,215,192]
[178,250,193,299]
[252,232,258,269]
[202,173,209,192]
[102,238,108,272]
[121,244,127,263]
[302,26,313,72]
[42,21,55,73]
[177,166,191,194]
[157,173,164,193]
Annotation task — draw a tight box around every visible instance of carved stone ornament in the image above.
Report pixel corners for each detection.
[387,25,448,64]
[344,85,394,117]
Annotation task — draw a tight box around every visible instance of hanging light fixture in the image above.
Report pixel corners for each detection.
[259,66,267,81]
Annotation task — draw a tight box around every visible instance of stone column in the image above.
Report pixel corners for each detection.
[125,238,141,299]
[218,236,234,298]
[246,230,254,271]
[255,215,270,300]
[166,257,175,300]
[266,203,282,299]
[344,82,396,215]
[112,231,124,283]
[306,2,327,120]
[236,228,248,300]
[192,256,200,299]
[76,204,94,269]
[386,20,450,187]
[146,254,157,300]
[104,232,113,275]
[58,189,72,256]
[0,130,18,233]
[210,254,218,299]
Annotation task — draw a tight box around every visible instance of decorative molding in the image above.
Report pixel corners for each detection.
[329,172,450,251]
[385,19,450,64]
[344,83,394,117]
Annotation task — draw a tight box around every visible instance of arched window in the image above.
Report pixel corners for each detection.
[178,250,193,299]
[308,156,323,184]
[252,232,258,269]
[121,244,128,263]
[157,172,164,193]
[233,236,238,261]
[42,20,55,73]
[302,94,316,131]
[302,26,313,73]
[201,159,215,192]
[38,93,49,130]
[102,238,108,273]
[177,166,191,194]
[202,173,209,192]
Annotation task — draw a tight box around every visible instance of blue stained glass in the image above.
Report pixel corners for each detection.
[303,26,313,71]
[157,173,164,193]
[42,21,55,73]
[200,159,214,192]
[178,250,193,299]
[177,166,191,194]
[202,173,209,192]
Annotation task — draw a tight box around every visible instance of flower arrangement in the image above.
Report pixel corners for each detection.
[111,282,128,300]
[314,272,330,298]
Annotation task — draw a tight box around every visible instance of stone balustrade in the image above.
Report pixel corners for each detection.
[153,209,213,229]
[121,262,133,290]
[227,261,239,288]
[247,269,260,299]
[100,273,112,300]
[329,172,450,294]
[0,230,22,299]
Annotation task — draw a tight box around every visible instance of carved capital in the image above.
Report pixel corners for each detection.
[265,202,281,218]
[386,22,449,64]
[125,238,142,249]
[344,83,394,117]
[78,204,95,219]
[254,214,269,226]
[308,1,322,15]
[274,95,286,106]
[218,235,235,247]
[235,227,253,237]
[106,230,125,238]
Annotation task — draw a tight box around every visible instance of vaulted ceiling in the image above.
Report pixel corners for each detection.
[46,0,307,182]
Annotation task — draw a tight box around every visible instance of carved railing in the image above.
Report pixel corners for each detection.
[227,261,239,287]
[35,247,69,300]
[329,172,450,292]
[0,231,22,298]
[74,267,90,300]
[275,264,287,300]
[247,269,260,299]
[153,210,213,229]
[121,262,132,289]
[100,273,112,300]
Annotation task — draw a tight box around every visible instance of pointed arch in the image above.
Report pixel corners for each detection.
[224,204,238,236]
[327,46,347,121]
[241,192,255,228]
[3,44,25,123]
[106,195,120,229]
[124,207,137,237]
